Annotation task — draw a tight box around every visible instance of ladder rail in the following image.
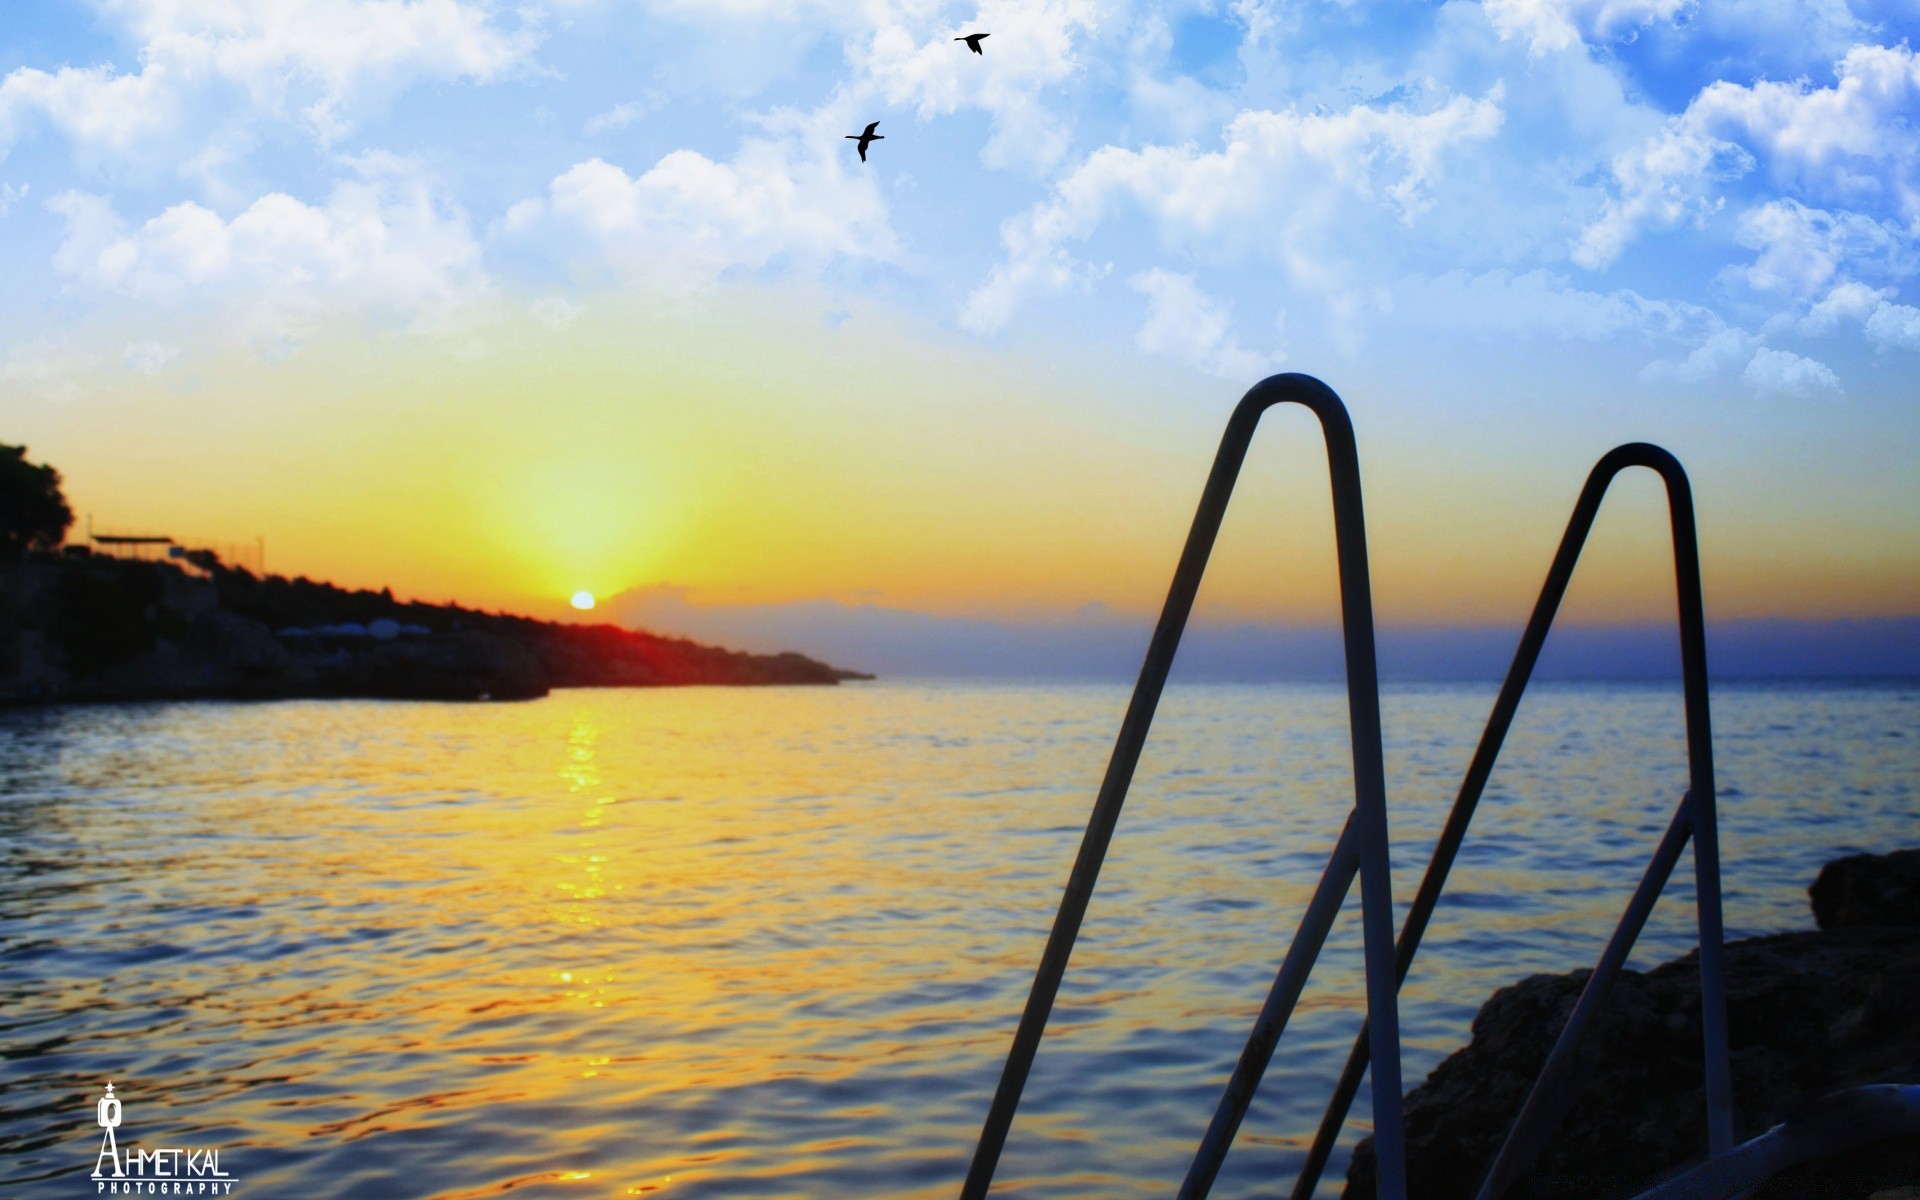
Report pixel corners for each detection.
[1279,443,1732,1198]
[959,373,1409,1200]
[1632,1085,1920,1200]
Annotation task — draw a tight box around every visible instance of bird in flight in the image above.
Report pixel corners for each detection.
[956,32,989,54]
[846,120,884,162]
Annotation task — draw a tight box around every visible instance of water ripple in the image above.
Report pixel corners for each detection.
[0,681,1914,1197]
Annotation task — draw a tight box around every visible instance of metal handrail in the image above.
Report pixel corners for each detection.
[1632,1085,1920,1199]
[959,373,1410,1200]
[1270,443,1734,1199]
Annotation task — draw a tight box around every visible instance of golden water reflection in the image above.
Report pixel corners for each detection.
[0,682,1912,1198]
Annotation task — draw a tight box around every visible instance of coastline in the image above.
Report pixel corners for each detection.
[0,554,872,706]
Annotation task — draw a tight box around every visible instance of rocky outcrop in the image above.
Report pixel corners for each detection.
[1346,850,1920,1199]
[1811,849,1920,931]
[0,555,868,704]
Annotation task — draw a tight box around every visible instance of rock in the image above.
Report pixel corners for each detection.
[1810,849,1920,930]
[1344,924,1920,1199]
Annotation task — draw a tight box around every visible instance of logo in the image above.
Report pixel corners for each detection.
[90,1082,238,1195]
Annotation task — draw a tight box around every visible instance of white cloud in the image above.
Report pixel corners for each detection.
[542,131,898,277]
[1128,268,1279,379]
[1393,268,1715,341]
[1756,277,1920,354]
[1742,345,1842,397]
[1573,126,1749,271]
[0,0,538,161]
[1702,43,1920,191]
[0,59,191,164]
[584,100,654,137]
[0,181,24,216]
[498,196,545,236]
[1735,199,1915,298]
[1641,325,1755,383]
[1576,43,1920,268]
[963,87,1505,333]
[1483,0,1691,56]
[1684,0,1871,81]
[1864,301,1920,350]
[600,0,882,19]
[1646,327,1852,396]
[1797,279,1891,334]
[862,0,1105,170]
[49,158,486,338]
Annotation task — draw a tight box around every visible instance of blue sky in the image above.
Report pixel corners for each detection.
[5,0,1919,388]
[2,0,1917,653]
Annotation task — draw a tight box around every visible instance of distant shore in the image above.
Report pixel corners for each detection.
[0,553,872,705]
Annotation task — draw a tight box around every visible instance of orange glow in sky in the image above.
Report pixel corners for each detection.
[15,289,1918,629]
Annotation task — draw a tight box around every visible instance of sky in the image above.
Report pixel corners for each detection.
[2,0,1918,665]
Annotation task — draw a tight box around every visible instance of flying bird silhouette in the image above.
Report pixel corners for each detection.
[956,32,989,54]
[845,120,884,162]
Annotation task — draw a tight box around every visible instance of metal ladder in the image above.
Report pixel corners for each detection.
[959,373,1746,1199]
[1288,437,1734,1200]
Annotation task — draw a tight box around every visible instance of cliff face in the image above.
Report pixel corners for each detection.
[0,555,868,704]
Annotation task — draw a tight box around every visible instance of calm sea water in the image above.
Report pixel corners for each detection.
[1,681,1914,1198]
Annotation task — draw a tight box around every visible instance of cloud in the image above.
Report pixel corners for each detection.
[1641,325,1756,383]
[49,156,486,339]
[6,0,1914,406]
[1573,126,1750,271]
[1393,268,1716,341]
[584,100,654,137]
[1864,301,1920,350]
[1734,198,1915,298]
[1647,324,1853,396]
[538,126,899,277]
[1741,345,1842,397]
[1483,0,1692,56]
[1768,278,1920,355]
[1701,43,1920,194]
[0,181,23,216]
[1128,268,1279,379]
[1796,279,1891,334]
[861,0,1105,170]
[1576,43,1920,268]
[0,0,538,163]
[962,85,1506,332]
[0,59,190,165]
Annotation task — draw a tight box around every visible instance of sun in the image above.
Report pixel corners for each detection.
[570,591,595,611]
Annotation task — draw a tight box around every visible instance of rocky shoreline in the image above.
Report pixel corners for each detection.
[1346,849,1920,1198]
[0,554,871,704]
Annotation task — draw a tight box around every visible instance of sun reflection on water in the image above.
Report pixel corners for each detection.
[0,683,1911,1198]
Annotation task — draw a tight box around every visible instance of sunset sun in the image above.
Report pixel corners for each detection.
[570,591,595,611]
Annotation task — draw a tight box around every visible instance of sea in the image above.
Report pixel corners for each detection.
[1,680,1914,1198]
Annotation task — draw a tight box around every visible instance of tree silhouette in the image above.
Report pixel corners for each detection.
[0,444,75,559]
